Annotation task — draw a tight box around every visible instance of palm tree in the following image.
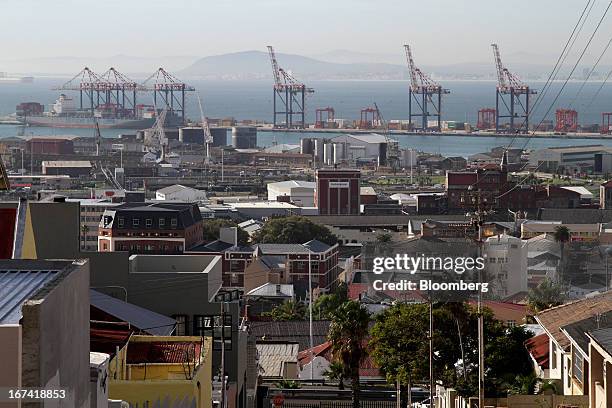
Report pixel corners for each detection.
[264,300,307,321]
[527,279,565,313]
[324,361,348,390]
[328,301,370,408]
[553,225,570,282]
[81,224,89,250]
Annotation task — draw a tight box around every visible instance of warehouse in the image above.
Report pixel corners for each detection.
[41,160,92,177]
[529,145,612,173]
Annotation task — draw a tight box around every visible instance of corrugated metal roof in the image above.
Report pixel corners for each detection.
[90,290,176,336]
[256,342,299,378]
[0,264,68,324]
[41,160,92,168]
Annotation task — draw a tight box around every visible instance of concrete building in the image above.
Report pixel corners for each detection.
[155,184,208,202]
[529,145,612,173]
[521,221,600,241]
[67,198,120,251]
[267,180,316,207]
[228,201,301,220]
[0,259,90,408]
[42,160,92,177]
[98,202,204,254]
[315,168,361,215]
[484,234,528,298]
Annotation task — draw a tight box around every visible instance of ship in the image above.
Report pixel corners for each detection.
[18,94,182,129]
[0,72,34,83]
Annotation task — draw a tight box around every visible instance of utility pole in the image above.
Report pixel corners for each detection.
[429,268,434,408]
[308,249,314,381]
[220,302,226,408]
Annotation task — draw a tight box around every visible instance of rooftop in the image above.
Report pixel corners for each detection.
[0,260,77,324]
[561,310,612,355]
[589,327,612,356]
[267,180,316,190]
[41,160,92,168]
[256,342,299,378]
[536,291,612,351]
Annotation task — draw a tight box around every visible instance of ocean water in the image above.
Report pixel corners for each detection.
[1,78,612,157]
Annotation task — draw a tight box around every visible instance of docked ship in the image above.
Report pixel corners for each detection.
[18,94,181,129]
[0,72,34,83]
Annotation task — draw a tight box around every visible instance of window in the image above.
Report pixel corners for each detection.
[195,314,232,350]
[159,218,165,227]
[173,314,188,336]
[551,343,557,369]
[118,217,124,228]
[573,352,584,384]
[506,320,516,328]
[171,218,178,227]
[193,315,213,336]
[146,218,152,227]
[133,218,140,227]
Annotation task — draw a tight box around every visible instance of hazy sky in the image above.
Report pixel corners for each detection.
[2,0,612,65]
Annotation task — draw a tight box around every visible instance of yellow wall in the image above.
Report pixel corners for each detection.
[108,336,212,408]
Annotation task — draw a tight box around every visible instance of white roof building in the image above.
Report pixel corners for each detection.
[155,184,207,203]
[267,180,316,207]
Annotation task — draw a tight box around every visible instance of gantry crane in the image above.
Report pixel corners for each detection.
[491,44,537,133]
[267,46,314,129]
[197,92,213,164]
[404,44,450,131]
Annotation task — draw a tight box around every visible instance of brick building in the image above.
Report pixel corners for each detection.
[26,138,74,155]
[315,168,361,215]
[98,202,204,254]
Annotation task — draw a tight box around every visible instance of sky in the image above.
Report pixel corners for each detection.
[1,0,612,68]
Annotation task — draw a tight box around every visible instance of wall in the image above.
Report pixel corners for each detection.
[0,325,21,408]
[21,260,90,408]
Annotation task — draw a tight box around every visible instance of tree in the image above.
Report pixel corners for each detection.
[202,219,249,246]
[553,225,570,281]
[313,283,348,320]
[527,279,565,313]
[375,233,392,243]
[370,303,430,407]
[328,301,370,408]
[323,361,348,390]
[253,216,337,246]
[263,300,307,321]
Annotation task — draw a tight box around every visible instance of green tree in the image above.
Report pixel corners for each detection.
[370,303,429,406]
[253,216,337,246]
[323,361,348,390]
[313,283,348,320]
[527,279,565,313]
[263,300,307,321]
[202,219,249,246]
[328,301,370,408]
[553,225,570,281]
[375,233,392,243]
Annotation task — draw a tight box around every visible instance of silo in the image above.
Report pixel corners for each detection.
[324,143,333,165]
[210,128,228,147]
[378,143,388,166]
[179,127,204,144]
[333,143,345,164]
[231,126,257,149]
[314,138,325,164]
[300,138,314,155]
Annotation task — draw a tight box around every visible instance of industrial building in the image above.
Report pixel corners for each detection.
[267,180,316,207]
[155,184,208,202]
[179,127,227,146]
[301,134,396,166]
[41,160,92,177]
[529,145,612,173]
[231,126,257,149]
[315,168,361,215]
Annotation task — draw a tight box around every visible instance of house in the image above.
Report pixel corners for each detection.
[244,283,294,316]
[256,342,300,380]
[587,328,612,408]
[249,321,331,351]
[560,310,612,396]
[108,335,213,408]
[534,291,612,395]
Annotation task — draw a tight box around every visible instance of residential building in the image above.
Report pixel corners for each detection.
[521,222,600,241]
[98,202,204,254]
[0,259,90,408]
[315,168,361,215]
[108,335,213,408]
[155,184,208,202]
[68,198,120,251]
[587,328,612,408]
[534,291,612,395]
[484,234,529,298]
[256,342,299,381]
[267,180,316,207]
[244,283,294,317]
[525,234,560,287]
[600,180,612,209]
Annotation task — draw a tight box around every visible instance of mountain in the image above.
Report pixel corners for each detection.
[311,49,404,65]
[178,51,408,80]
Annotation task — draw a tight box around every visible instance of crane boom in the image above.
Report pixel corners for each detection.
[404,44,420,92]
[267,46,283,87]
[491,44,507,90]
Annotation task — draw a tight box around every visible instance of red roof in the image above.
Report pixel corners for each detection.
[298,340,381,378]
[90,324,132,357]
[0,208,17,259]
[524,333,549,369]
[127,341,202,364]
